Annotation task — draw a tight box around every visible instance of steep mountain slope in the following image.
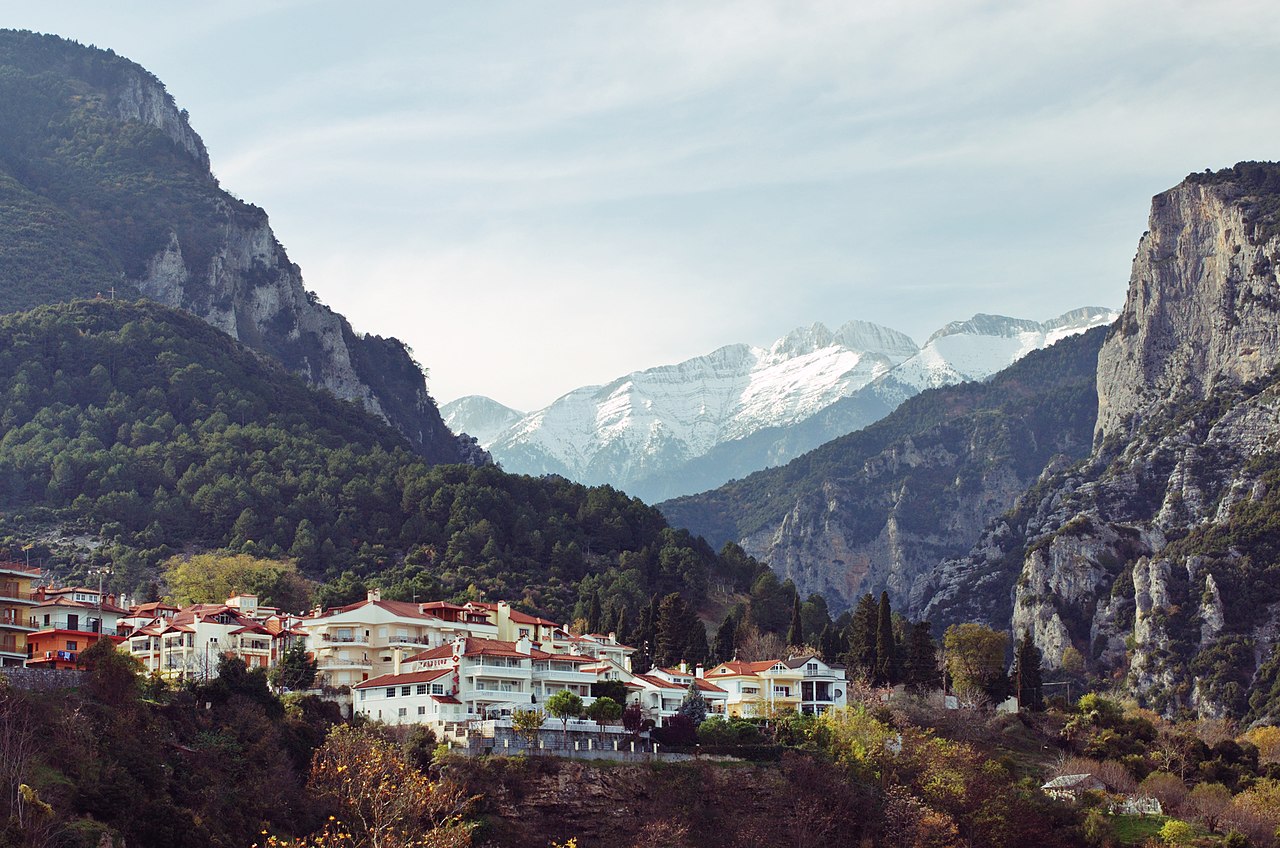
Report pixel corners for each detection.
[661,325,1108,614]
[0,300,768,621]
[0,30,463,462]
[917,163,1280,721]
[476,309,1112,502]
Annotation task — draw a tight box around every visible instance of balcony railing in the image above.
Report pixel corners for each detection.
[27,620,105,633]
[321,634,369,644]
[0,636,21,654]
[0,583,37,602]
[803,668,840,678]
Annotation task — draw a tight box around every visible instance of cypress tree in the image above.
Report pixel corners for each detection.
[845,593,878,680]
[786,593,804,648]
[656,593,689,667]
[586,589,602,634]
[713,612,737,663]
[874,591,896,685]
[904,620,938,694]
[818,624,843,664]
[1014,630,1044,711]
[612,604,627,642]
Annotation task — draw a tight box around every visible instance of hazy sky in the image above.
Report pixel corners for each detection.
[4,1,1279,409]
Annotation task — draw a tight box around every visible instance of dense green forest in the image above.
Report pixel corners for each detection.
[0,300,778,622]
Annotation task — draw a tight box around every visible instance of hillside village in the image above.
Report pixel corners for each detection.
[2,558,850,751]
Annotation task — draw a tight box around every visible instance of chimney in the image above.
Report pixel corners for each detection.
[393,647,403,676]
[607,631,617,644]
[515,636,533,655]
[679,661,688,674]
[367,588,381,603]
[695,665,705,679]
[496,601,511,639]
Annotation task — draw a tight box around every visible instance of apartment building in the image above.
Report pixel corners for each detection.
[26,586,128,669]
[0,560,40,667]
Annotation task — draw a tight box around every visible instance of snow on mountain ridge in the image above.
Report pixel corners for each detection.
[476,307,1118,498]
[485,320,917,484]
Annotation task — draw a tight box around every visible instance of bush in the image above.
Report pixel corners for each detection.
[652,714,697,747]
[1158,819,1195,845]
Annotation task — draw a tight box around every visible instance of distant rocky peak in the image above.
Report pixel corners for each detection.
[768,319,918,361]
[770,322,839,358]
[1042,305,1118,332]
[834,320,920,359]
[924,314,1044,346]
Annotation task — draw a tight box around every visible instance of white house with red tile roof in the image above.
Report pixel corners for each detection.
[297,590,500,689]
[353,667,466,726]
[122,594,307,680]
[704,654,847,716]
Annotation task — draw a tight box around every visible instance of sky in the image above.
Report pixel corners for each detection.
[3,1,1279,409]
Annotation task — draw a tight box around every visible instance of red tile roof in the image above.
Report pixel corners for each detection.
[406,644,454,662]
[354,668,452,690]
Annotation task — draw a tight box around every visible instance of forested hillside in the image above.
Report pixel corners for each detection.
[0,300,768,621]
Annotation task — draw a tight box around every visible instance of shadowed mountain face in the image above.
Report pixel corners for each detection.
[661,325,1109,613]
[0,29,464,463]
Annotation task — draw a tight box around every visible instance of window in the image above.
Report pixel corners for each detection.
[431,684,445,695]
[398,708,407,718]
[401,686,411,696]
[807,662,818,672]
[418,706,426,715]
[359,690,366,701]
[774,686,790,697]
[66,641,78,651]
[416,684,427,695]
[386,687,396,698]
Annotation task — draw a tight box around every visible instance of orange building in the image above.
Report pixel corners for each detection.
[0,560,40,666]
[26,586,127,669]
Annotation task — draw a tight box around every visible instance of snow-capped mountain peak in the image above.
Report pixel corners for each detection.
[467,307,1117,502]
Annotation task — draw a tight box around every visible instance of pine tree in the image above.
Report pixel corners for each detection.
[874,591,897,685]
[1014,630,1044,711]
[713,612,737,663]
[786,593,804,649]
[677,678,708,726]
[903,620,938,694]
[844,593,878,680]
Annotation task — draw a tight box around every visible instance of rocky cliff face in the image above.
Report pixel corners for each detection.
[1096,176,1280,442]
[918,163,1280,720]
[0,31,465,463]
[663,325,1106,614]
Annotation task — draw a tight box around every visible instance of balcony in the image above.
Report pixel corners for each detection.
[0,636,23,656]
[803,667,836,677]
[27,620,105,634]
[316,658,372,671]
[321,634,370,646]
[0,583,37,604]
[387,634,434,647]
[0,614,35,632]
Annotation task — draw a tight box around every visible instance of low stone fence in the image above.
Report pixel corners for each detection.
[0,667,87,690]
[449,726,704,762]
